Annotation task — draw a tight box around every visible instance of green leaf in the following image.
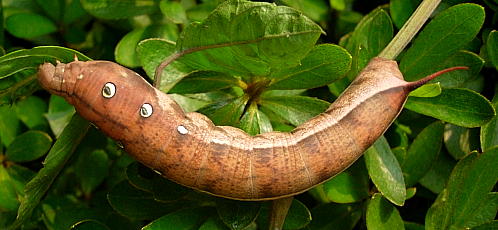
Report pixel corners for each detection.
[160,0,188,24]
[115,24,178,68]
[364,136,406,206]
[45,95,75,137]
[137,38,194,92]
[408,83,441,97]
[71,220,110,230]
[426,149,498,229]
[10,115,90,229]
[0,46,90,79]
[142,207,212,230]
[487,30,498,70]
[402,121,444,186]
[0,70,39,106]
[107,181,180,220]
[0,166,19,212]
[216,200,261,230]
[63,0,88,25]
[399,3,485,80]
[125,162,155,192]
[308,203,362,230]
[6,131,52,162]
[366,193,405,230]
[5,13,57,38]
[80,0,159,19]
[198,95,249,126]
[282,199,311,230]
[472,221,498,230]
[4,164,35,196]
[418,152,456,194]
[75,150,109,195]
[259,95,329,126]
[199,217,230,230]
[444,124,480,159]
[169,71,240,94]
[389,0,421,29]
[14,96,48,130]
[239,103,272,135]
[314,161,369,203]
[331,8,393,94]
[0,105,20,147]
[277,0,329,22]
[176,0,324,76]
[422,50,484,88]
[35,0,63,22]
[481,91,498,152]
[268,44,352,90]
[405,88,495,128]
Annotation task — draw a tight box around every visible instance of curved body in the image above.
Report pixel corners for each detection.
[37,57,429,200]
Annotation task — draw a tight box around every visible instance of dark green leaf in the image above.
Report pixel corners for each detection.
[282,199,311,230]
[5,13,57,38]
[107,181,180,220]
[444,124,480,159]
[71,220,110,230]
[314,161,369,203]
[10,115,90,229]
[402,121,444,186]
[160,0,188,24]
[169,71,240,94]
[472,221,498,230]
[217,200,261,230]
[137,38,194,92]
[168,94,210,113]
[399,3,485,80]
[239,103,272,135]
[365,136,406,206]
[487,30,498,70]
[125,162,155,192]
[63,0,88,25]
[0,46,90,79]
[389,0,421,29]
[116,24,178,68]
[45,95,75,137]
[366,193,405,230]
[4,164,35,196]
[6,131,52,162]
[405,88,495,128]
[259,95,329,126]
[177,0,324,76]
[426,149,498,229]
[423,51,484,88]
[481,94,498,152]
[0,105,20,146]
[198,217,230,230]
[308,202,362,230]
[151,176,190,202]
[198,95,248,126]
[75,150,109,195]
[0,70,39,106]
[80,0,159,19]
[14,96,48,130]
[142,207,212,230]
[35,0,63,22]
[418,152,456,194]
[268,44,351,90]
[277,0,329,22]
[0,166,19,212]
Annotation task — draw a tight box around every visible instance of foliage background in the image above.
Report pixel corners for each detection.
[0,0,497,229]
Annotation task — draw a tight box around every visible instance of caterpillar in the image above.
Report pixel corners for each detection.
[37,57,465,201]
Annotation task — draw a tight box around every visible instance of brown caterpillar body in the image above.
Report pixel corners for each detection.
[37,57,464,200]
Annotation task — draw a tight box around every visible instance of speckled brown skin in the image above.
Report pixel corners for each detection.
[37,57,455,200]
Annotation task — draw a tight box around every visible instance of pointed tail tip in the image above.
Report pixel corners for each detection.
[406,66,469,91]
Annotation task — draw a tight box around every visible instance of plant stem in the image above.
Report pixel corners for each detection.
[379,0,442,60]
[268,197,293,230]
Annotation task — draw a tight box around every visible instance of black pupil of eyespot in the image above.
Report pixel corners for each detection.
[141,107,147,115]
[104,86,111,95]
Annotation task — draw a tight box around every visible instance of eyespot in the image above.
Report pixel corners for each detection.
[140,103,153,118]
[102,82,116,98]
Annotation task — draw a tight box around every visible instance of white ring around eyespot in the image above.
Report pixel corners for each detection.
[140,103,153,118]
[102,82,116,98]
